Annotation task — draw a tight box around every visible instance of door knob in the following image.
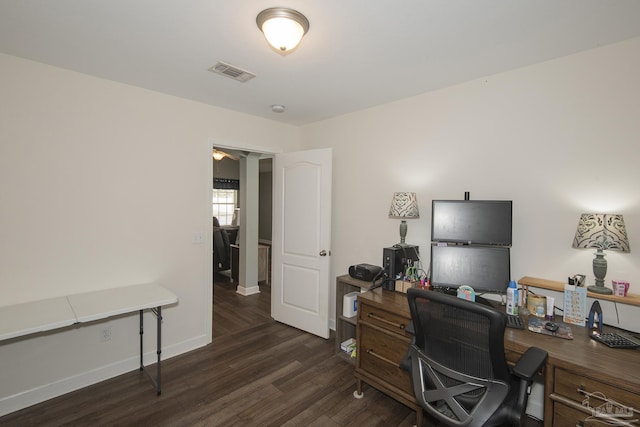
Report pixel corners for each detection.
[319,250,330,256]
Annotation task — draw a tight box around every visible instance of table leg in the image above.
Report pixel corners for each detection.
[156,306,162,395]
[139,309,144,372]
[139,307,163,395]
[416,408,423,426]
[353,378,364,399]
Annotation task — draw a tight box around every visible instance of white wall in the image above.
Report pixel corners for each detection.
[2,35,640,416]
[302,37,640,333]
[0,53,300,415]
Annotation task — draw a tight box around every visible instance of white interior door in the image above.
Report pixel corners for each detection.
[272,148,332,338]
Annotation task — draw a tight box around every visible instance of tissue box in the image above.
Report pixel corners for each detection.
[342,292,359,317]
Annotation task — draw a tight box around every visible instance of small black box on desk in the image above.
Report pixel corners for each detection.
[382,245,419,291]
[348,263,382,282]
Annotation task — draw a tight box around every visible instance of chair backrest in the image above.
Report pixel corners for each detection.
[406,288,511,426]
[212,217,231,269]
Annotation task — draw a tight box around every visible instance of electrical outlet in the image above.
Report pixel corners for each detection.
[100,327,111,342]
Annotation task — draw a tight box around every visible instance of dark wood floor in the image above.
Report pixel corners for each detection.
[0,275,418,427]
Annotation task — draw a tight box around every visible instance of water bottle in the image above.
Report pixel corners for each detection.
[506,280,518,315]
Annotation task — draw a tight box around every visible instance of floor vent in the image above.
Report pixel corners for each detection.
[209,62,256,82]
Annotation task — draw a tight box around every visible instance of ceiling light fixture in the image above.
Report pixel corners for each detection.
[212,150,226,161]
[256,7,309,54]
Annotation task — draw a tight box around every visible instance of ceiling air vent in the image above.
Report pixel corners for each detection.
[209,62,256,82]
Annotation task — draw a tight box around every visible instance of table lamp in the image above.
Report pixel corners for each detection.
[388,192,419,246]
[572,213,630,294]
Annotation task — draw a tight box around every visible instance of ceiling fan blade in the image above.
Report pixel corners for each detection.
[212,149,239,161]
[223,151,239,161]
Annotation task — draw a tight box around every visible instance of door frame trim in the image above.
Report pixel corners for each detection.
[206,139,282,342]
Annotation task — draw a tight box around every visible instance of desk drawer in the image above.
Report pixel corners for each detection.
[359,323,412,393]
[359,302,411,338]
[554,368,640,410]
[504,349,521,366]
[553,402,602,427]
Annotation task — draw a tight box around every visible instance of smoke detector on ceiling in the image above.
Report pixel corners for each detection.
[209,62,256,82]
[271,104,286,113]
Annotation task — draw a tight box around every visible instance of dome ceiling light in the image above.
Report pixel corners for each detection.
[256,7,309,54]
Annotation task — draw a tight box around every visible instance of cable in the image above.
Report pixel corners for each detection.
[369,269,389,291]
[392,244,422,280]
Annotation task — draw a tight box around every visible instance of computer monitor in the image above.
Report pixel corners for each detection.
[431,200,512,246]
[429,244,511,294]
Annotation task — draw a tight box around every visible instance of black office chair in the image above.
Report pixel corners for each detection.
[403,288,548,427]
[212,217,231,274]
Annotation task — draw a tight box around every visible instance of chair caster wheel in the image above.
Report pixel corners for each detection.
[353,390,364,399]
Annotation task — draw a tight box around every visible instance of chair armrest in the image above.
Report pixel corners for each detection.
[512,347,548,382]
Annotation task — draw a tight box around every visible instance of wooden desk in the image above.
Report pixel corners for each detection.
[354,289,422,426]
[0,283,178,395]
[220,225,239,245]
[504,320,640,426]
[230,244,270,285]
[354,288,640,427]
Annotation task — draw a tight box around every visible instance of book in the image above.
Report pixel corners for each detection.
[340,338,356,353]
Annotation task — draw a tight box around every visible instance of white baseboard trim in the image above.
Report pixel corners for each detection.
[236,285,260,296]
[0,334,210,417]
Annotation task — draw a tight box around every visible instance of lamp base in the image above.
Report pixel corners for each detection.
[591,249,610,294]
[398,220,407,245]
[587,285,613,295]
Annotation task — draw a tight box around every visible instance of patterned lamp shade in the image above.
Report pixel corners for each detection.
[388,192,420,219]
[572,214,630,252]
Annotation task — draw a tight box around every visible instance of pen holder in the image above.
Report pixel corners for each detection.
[395,279,419,293]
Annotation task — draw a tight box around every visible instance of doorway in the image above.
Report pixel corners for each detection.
[211,145,274,321]
[209,143,333,340]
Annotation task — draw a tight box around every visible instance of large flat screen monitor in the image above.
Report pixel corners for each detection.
[430,244,511,294]
[431,200,512,246]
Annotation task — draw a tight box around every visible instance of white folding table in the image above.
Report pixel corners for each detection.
[0,283,178,395]
[0,296,77,341]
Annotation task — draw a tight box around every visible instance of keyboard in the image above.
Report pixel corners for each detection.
[591,332,640,349]
[433,287,457,296]
[506,314,525,329]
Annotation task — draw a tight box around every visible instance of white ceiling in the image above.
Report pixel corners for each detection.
[1,1,640,126]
